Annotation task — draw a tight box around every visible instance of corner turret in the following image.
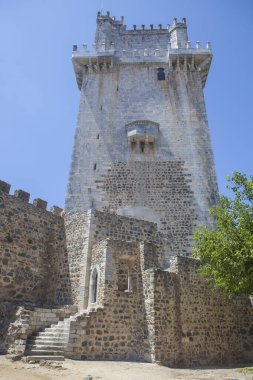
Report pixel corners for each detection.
[169,17,188,48]
[95,11,125,50]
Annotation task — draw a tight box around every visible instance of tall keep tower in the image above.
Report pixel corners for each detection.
[66,12,218,258]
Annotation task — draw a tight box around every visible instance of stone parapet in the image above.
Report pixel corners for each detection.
[0,180,11,194]
[0,179,62,216]
[0,186,71,305]
[14,189,30,202]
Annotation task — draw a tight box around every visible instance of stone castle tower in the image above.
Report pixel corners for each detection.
[66,11,218,260]
[0,12,252,366]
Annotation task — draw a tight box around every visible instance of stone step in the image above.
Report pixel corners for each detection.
[27,339,68,345]
[26,355,65,361]
[36,331,69,337]
[58,319,71,323]
[50,327,70,331]
[42,331,69,336]
[27,344,67,350]
[44,327,70,333]
[52,321,70,327]
[24,315,73,361]
[27,342,67,349]
[26,349,64,356]
[50,323,68,328]
[30,333,68,339]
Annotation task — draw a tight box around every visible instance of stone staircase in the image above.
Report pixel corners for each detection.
[25,317,71,361]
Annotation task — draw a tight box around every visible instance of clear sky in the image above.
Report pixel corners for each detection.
[0,0,252,209]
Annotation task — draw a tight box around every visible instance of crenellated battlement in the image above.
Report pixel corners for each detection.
[96,11,187,32]
[93,12,190,51]
[72,13,212,89]
[0,179,63,216]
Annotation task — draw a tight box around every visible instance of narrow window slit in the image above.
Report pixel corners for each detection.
[90,268,98,303]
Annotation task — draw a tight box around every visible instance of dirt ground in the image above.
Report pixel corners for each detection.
[0,355,252,380]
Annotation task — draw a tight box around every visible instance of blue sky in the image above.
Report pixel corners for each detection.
[0,0,252,209]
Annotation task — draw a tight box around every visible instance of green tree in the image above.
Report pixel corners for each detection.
[192,172,253,296]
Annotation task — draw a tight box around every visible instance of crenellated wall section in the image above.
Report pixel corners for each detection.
[0,180,71,306]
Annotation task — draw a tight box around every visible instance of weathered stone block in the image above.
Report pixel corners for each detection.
[50,205,63,216]
[33,198,47,210]
[14,190,30,202]
[0,180,11,194]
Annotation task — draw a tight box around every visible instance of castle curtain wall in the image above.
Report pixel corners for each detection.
[0,185,71,305]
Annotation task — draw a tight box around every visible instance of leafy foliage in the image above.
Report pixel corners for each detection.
[192,172,253,296]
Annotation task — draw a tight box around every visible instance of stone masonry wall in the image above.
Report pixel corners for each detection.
[64,210,161,360]
[65,211,89,306]
[91,210,170,268]
[0,181,71,305]
[66,238,154,361]
[153,257,253,366]
[101,160,197,257]
[65,209,253,366]
[64,209,167,308]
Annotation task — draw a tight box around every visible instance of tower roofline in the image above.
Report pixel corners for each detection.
[96,11,187,32]
[71,13,212,89]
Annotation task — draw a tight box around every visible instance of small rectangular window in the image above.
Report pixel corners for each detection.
[94,163,97,170]
[157,68,165,80]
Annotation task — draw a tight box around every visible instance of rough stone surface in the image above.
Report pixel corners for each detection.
[14,190,30,202]
[0,189,71,305]
[0,180,11,194]
[101,161,196,257]
[64,211,253,366]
